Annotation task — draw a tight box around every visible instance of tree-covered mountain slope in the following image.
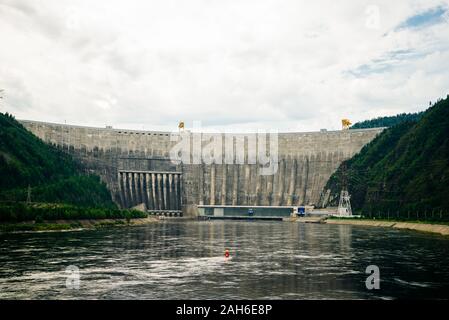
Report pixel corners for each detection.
[0,112,116,208]
[350,111,424,129]
[324,96,449,218]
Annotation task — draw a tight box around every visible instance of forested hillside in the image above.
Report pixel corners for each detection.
[0,112,116,208]
[324,96,449,219]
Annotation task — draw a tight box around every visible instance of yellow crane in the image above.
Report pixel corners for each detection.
[178,121,185,131]
[342,119,352,130]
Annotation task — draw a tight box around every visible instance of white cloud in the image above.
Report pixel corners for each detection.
[0,0,449,132]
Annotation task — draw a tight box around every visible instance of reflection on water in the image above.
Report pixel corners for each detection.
[0,220,449,299]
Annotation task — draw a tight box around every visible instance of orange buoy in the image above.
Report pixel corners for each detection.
[224,249,230,258]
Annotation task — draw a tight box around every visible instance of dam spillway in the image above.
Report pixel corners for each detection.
[19,120,383,216]
[118,170,182,213]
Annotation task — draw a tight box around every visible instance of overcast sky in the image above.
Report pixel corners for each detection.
[1,0,449,132]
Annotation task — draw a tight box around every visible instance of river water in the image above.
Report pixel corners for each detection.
[0,220,448,300]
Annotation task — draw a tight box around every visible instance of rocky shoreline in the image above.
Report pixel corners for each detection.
[0,216,158,233]
[325,219,449,236]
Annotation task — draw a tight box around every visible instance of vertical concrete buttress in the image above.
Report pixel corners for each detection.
[157,174,163,210]
[244,164,251,205]
[140,173,146,206]
[287,159,297,206]
[221,164,227,205]
[232,165,239,206]
[163,174,168,210]
[128,172,134,207]
[277,159,285,206]
[152,173,158,210]
[146,173,153,210]
[174,174,179,210]
[168,174,174,210]
[210,164,216,205]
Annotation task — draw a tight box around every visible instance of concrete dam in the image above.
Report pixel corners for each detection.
[20,120,383,216]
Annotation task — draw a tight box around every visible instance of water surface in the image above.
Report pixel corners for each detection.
[1,220,448,299]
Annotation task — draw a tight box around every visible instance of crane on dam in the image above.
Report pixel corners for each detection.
[342,119,352,130]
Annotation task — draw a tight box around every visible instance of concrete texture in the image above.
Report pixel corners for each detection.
[20,120,383,216]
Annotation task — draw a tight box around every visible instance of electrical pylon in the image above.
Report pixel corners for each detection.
[338,120,353,217]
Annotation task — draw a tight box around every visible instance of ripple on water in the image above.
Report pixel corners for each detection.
[393,278,434,288]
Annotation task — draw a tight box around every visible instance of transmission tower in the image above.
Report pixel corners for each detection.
[338,119,353,217]
[338,191,352,216]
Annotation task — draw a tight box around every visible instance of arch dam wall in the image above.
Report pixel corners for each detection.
[20,120,383,216]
